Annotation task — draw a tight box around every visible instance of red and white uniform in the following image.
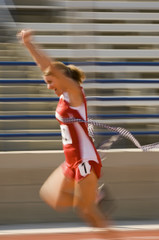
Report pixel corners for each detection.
[55,87,102,181]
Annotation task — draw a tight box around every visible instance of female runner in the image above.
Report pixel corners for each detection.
[17,30,109,229]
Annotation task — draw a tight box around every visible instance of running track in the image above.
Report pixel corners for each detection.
[0,223,159,240]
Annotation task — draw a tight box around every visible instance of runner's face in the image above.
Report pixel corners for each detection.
[44,75,63,96]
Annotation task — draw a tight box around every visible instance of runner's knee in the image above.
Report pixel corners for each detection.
[75,204,96,219]
[40,187,61,210]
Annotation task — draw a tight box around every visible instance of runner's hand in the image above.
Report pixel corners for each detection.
[17,29,33,45]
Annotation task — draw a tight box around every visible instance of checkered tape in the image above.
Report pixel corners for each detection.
[62,117,159,151]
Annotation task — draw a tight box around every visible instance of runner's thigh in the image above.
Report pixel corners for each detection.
[74,169,98,208]
[40,165,74,201]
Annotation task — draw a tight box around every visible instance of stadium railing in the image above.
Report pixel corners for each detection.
[1,61,159,139]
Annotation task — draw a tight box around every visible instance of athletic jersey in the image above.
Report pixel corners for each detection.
[55,87,102,169]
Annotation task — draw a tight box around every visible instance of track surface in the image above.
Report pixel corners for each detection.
[0,224,159,240]
[0,231,159,240]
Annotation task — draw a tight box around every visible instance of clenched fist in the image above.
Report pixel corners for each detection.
[17,29,33,45]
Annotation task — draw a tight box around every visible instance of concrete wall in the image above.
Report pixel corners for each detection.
[0,149,159,224]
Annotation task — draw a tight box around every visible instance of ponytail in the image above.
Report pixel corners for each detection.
[67,64,85,84]
[44,61,85,84]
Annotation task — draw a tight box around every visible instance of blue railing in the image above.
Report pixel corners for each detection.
[1,61,159,139]
[0,97,58,102]
[1,79,159,84]
[0,96,159,102]
[1,61,159,85]
[1,113,159,120]
[1,61,159,66]
[0,80,44,84]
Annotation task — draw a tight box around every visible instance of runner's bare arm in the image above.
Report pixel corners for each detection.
[17,29,51,72]
[17,29,83,107]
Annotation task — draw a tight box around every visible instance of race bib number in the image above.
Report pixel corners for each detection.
[78,162,91,177]
[60,125,72,145]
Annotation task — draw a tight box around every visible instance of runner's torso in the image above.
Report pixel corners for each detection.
[55,87,101,167]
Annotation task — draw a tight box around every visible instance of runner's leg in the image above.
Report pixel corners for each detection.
[39,165,74,210]
[73,169,108,228]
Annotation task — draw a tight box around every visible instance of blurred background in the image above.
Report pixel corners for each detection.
[0,0,159,225]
